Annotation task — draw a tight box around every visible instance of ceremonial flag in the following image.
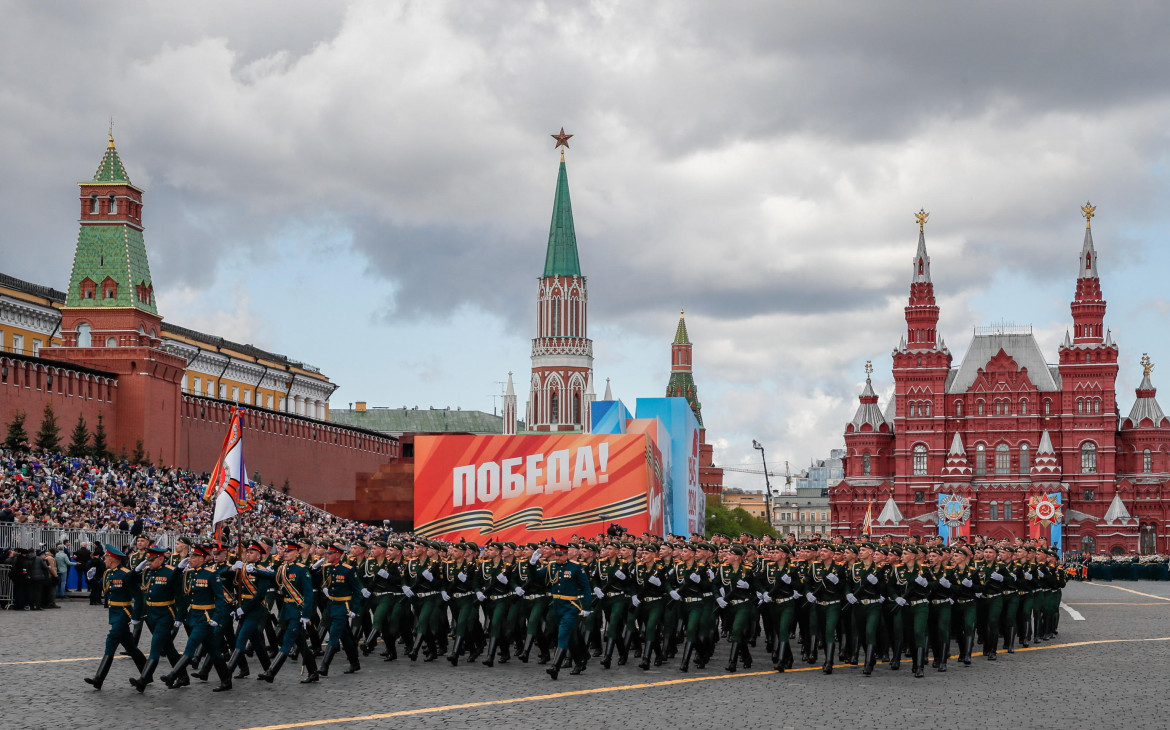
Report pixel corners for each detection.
[204,408,253,527]
[861,500,874,535]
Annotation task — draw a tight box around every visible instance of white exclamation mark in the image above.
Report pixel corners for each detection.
[598,441,609,483]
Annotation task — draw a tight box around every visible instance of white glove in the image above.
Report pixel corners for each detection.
[866,573,879,585]
[961,579,973,588]
[689,572,701,584]
[311,558,325,569]
[614,570,627,580]
[174,620,183,628]
[895,597,907,607]
[245,563,255,574]
[361,588,371,598]
[207,619,218,627]
[975,592,983,598]
[1037,570,1046,578]
[231,561,245,571]
[939,578,951,589]
[649,576,662,587]
[781,573,792,585]
[422,569,433,582]
[706,569,715,580]
[323,588,330,597]
[475,591,486,602]
[826,573,839,585]
[177,558,189,570]
[440,591,450,601]
[715,597,728,608]
[632,596,642,607]
[514,587,525,597]
[947,598,954,604]
[529,551,541,565]
[457,572,467,583]
[914,575,928,587]
[580,610,591,617]
[347,611,356,619]
[300,617,311,627]
[134,560,148,572]
[235,607,245,618]
[991,572,1004,582]
[130,619,141,626]
[792,591,802,600]
[402,586,415,598]
[496,573,508,585]
[760,593,773,604]
[377,569,390,579]
[1024,572,1033,580]
[593,587,605,599]
[805,592,817,604]
[86,567,96,580]
[879,596,886,603]
[735,579,749,589]
[846,593,858,605]
[669,590,682,601]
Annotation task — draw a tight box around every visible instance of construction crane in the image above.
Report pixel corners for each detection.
[717,461,795,495]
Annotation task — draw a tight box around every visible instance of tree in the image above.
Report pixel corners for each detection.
[4,410,28,452]
[131,439,147,466]
[705,498,778,539]
[67,414,91,457]
[281,478,291,495]
[34,403,61,452]
[92,413,110,460]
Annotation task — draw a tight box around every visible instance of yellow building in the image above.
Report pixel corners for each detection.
[721,488,768,520]
[0,272,335,417]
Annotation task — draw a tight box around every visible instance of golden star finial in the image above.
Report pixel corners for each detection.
[1081,201,1096,229]
[914,208,929,233]
[1142,353,1153,376]
[108,117,115,148]
[865,360,873,376]
[551,127,573,151]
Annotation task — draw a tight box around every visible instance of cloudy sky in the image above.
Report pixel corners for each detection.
[3,1,1170,489]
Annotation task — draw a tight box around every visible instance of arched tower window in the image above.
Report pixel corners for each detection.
[977,400,985,416]
[954,400,963,417]
[551,296,561,336]
[76,323,91,348]
[1081,442,1097,474]
[862,453,871,476]
[1143,449,1153,473]
[90,194,99,214]
[1003,500,1013,520]
[975,443,986,475]
[1019,444,1030,474]
[573,393,581,425]
[912,444,928,476]
[995,443,1010,475]
[989,501,999,520]
[108,194,117,214]
[1044,399,1051,415]
[550,391,559,425]
[1020,398,1028,415]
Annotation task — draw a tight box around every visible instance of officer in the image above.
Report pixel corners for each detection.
[478,541,514,666]
[225,540,276,678]
[161,544,233,692]
[846,541,885,676]
[807,542,846,674]
[543,543,593,680]
[443,540,479,666]
[129,545,184,693]
[718,543,757,673]
[670,542,715,672]
[892,546,931,678]
[257,540,320,684]
[319,541,365,676]
[84,544,146,690]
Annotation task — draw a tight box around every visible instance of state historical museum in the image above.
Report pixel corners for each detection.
[830,206,1168,556]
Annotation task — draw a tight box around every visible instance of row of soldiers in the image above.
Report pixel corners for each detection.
[84,531,1068,691]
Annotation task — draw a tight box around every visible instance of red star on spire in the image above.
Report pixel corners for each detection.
[551,127,573,150]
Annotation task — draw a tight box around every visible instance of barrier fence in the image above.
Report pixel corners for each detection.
[0,523,182,553]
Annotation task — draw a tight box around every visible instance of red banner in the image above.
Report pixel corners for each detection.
[413,433,664,542]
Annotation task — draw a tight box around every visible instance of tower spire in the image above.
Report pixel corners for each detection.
[904,208,940,351]
[1069,201,1106,345]
[542,149,581,277]
[666,308,702,426]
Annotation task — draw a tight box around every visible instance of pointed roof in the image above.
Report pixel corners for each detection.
[948,432,966,456]
[673,310,690,345]
[91,134,132,185]
[542,158,581,277]
[1037,430,1055,455]
[948,332,1060,393]
[1079,222,1098,279]
[1124,366,1168,429]
[1103,493,1132,524]
[912,228,931,283]
[505,371,515,397]
[875,496,904,525]
[603,378,612,401]
[849,376,888,431]
[585,373,594,396]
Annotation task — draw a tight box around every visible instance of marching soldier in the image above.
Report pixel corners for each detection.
[846,541,885,676]
[543,543,594,680]
[478,541,515,666]
[129,545,185,693]
[84,544,147,690]
[225,540,276,678]
[161,544,234,692]
[443,541,479,666]
[718,544,757,673]
[892,546,932,678]
[319,542,365,676]
[807,543,847,674]
[258,540,320,684]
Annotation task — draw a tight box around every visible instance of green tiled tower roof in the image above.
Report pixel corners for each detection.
[667,370,703,427]
[92,137,131,185]
[543,158,582,278]
[673,310,690,344]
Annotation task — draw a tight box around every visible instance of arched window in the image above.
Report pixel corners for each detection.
[1044,399,1051,415]
[551,296,561,336]
[90,194,99,214]
[995,444,1011,475]
[925,402,932,416]
[977,400,985,416]
[1077,399,1084,414]
[76,323,91,348]
[1144,449,1153,473]
[909,403,916,417]
[912,444,928,476]
[1003,501,1013,520]
[1081,535,1096,554]
[1019,443,1030,474]
[975,444,986,475]
[862,453,871,476]
[104,336,117,347]
[989,501,999,520]
[1020,399,1028,415]
[550,392,559,425]
[573,393,581,425]
[1081,442,1097,474]
[108,194,117,214]
[954,400,963,416]
[1093,398,1101,414]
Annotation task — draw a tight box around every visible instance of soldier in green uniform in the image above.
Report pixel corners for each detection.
[161,544,234,692]
[405,540,444,662]
[669,542,713,672]
[479,541,516,666]
[516,542,551,664]
[362,541,408,660]
[717,544,757,673]
[442,541,479,665]
[846,541,885,676]
[1015,545,1038,647]
[543,543,594,680]
[224,540,275,678]
[632,544,669,670]
[949,545,982,665]
[925,547,954,672]
[892,546,932,678]
[125,535,152,647]
[807,543,846,674]
[319,541,365,676]
[129,545,185,693]
[257,540,321,684]
[84,544,146,690]
[980,545,1007,660]
[997,545,1020,654]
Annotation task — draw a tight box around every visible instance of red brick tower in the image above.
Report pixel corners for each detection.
[665,310,724,495]
[45,131,185,461]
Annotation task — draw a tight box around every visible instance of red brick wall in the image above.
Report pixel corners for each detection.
[0,355,118,448]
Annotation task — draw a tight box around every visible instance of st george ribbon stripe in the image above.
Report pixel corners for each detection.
[414,494,647,537]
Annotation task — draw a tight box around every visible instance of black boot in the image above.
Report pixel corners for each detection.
[84,654,115,690]
[822,643,835,675]
[482,638,498,667]
[224,649,245,679]
[618,630,632,666]
[447,637,464,666]
[964,634,976,665]
[191,652,211,682]
[361,631,380,656]
[161,655,192,689]
[914,647,926,678]
[938,639,949,672]
[235,652,251,679]
[546,648,566,680]
[1005,627,1016,654]
[423,637,439,662]
[406,635,424,662]
[129,658,159,693]
[569,650,588,675]
[257,651,288,683]
[211,655,233,692]
[519,634,537,664]
[342,645,361,674]
[987,631,999,660]
[889,640,902,670]
[679,641,694,673]
[300,647,321,683]
[725,641,740,673]
[499,640,511,664]
[319,645,338,677]
[862,645,876,676]
[638,642,652,671]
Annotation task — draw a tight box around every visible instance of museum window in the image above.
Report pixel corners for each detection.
[914,492,925,504]
[954,400,963,417]
[1020,399,1028,415]
[1081,535,1096,554]
[925,402,932,416]
[1081,442,1097,473]
[1144,449,1153,473]
[862,452,871,476]
[1077,399,1084,414]
[1003,501,1013,520]
[1019,443,1030,474]
[977,400,985,416]
[995,443,1010,475]
[975,443,986,475]
[1083,489,1095,501]
[989,501,998,520]
[1044,399,1051,415]
[912,444,928,476]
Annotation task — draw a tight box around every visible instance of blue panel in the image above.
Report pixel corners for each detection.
[591,400,631,435]
[635,398,704,537]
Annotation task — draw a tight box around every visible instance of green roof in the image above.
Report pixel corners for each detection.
[66,224,158,314]
[91,140,131,184]
[673,312,690,344]
[666,372,703,427]
[543,159,582,277]
[329,408,521,435]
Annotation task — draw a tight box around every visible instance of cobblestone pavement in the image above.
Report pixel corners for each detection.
[4,581,1170,730]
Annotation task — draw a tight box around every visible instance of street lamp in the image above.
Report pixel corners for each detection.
[753,440,773,526]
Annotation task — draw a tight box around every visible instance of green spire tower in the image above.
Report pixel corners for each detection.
[666,309,703,427]
[542,153,582,277]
